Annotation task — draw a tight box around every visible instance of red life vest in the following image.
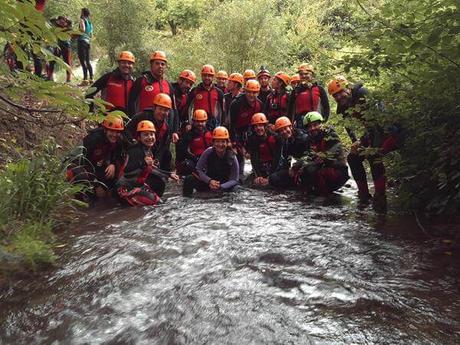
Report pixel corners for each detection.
[189,131,213,156]
[102,75,133,111]
[155,120,169,143]
[258,135,277,163]
[266,92,288,123]
[294,85,321,115]
[235,99,262,129]
[192,86,220,118]
[139,77,171,112]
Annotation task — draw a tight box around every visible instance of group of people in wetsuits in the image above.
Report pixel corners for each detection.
[67,49,399,208]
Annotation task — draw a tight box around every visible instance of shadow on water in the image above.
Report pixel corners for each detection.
[1,182,459,344]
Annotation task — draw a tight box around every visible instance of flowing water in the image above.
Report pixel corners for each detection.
[1,181,459,345]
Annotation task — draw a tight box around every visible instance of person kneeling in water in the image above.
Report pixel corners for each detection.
[290,112,349,195]
[183,126,239,197]
[246,113,281,186]
[117,120,178,206]
[66,113,124,199]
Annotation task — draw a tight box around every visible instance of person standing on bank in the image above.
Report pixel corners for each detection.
[78,8,93,86]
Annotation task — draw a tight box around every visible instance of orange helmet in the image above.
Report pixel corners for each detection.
[243,69,256,80]
[137,120,156,132]
[201,64,215,76]
[212,126,229,140]
[291,74,300,84]
[153,93,172,109]
[298,63,315,74]
[118,51,135,63]
[274,116,292,131]
[228,73,244,86]
[327,76,349,95]
[245,79,260,92]
[179,69,196,84]
[102,115,124,131]
[251,113,268,125]
[193,109,208,121]
[216,70,228,79]
[274,72,290,86]
[149,50,167,62]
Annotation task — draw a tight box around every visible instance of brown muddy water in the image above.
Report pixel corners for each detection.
[1,180,459,344]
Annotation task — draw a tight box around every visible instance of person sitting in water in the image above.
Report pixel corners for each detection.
[117,120,178,206]
[245,113,281,186]
[66,113,125,199]
[175,109,213,176]
[256,116,309,189]
[182,126,239,197]
[289,112,349,195]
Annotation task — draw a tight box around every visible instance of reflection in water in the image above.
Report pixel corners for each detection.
[1,183,459,344]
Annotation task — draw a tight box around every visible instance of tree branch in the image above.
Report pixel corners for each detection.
[0,92,63,113]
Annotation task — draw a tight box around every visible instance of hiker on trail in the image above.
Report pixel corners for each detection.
[264,72,290,125]
[287,64,330,128]
[127,51,177,122]
[216,70,228,93]
[222,72,244,128]
[185,64,224,131]
[117,120,179,206]
[245,113,280,185]
[47,16,73,82]
[257,66,271,105]
[182,126,239,197]
[175,109,213,176]
[172,69,196,127]
[328,76,399,207]
[258,116,309,189]
[243,69,256,83]
[85,51,135,113]
[289,112,349,195]
[126,93,177,171]
[77,8,94,86]
[230,79,263,175]
[66,114,125,199]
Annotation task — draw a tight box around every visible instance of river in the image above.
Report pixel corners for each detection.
[1,180,459,344]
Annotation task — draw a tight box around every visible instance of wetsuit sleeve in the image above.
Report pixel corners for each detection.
[175,133,194,162]
[196,148,212,184]
[319,86,330,122]
[220,155,239,190]
[185,87,196,123]
[127,77,143,118]
[247,139,263,177]
[82,132,99,170]
[85,72,111,112]
[324,129,345,167]
[229,99,239,141]
[269,136,283,174]
[287,91,295,122]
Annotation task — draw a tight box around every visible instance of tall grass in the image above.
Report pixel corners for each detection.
[0,140,85,270]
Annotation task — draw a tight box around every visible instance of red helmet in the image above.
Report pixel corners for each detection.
[179,69,196,84]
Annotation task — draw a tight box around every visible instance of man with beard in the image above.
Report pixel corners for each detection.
[257,66,271,105]
[175,109,213,176]
[186,64,224,131]
[172,69,196,126]
[287,63,330,128]
[230,79,263,175]
[86,51,135,113]
[222,72,244,128]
